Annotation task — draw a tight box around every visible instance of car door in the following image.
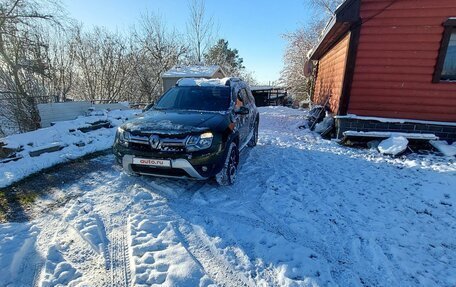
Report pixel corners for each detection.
[236,88,252,146]
[244,88,257,132]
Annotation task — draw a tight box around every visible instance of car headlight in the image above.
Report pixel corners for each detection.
[186,132,213,151]
[117,127,130,146]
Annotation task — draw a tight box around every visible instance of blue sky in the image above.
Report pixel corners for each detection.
[62,0,313,84]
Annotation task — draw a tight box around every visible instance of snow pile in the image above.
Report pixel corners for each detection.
[2,110,137,150]
[430,140,456,157]
[177,77,230,87]
[163,65,221,78]
[378,136,409,156]
[0,109,140,188]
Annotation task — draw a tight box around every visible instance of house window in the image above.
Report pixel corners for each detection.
[434,18,456,82]
[442,32,456,80]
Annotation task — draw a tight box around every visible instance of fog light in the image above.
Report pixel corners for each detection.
[201,166,208,172]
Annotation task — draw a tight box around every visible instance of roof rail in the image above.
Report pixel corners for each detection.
[225,77,241,87]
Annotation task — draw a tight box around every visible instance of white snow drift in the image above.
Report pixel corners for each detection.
[0,107,455,286]
[0,109,140,188]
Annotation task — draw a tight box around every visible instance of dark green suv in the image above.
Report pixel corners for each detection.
[113,77,259,185]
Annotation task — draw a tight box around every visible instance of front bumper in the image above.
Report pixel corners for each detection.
[113,136,229,179]
[121,154,209,180]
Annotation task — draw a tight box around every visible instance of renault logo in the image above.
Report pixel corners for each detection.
[149,135,161,149]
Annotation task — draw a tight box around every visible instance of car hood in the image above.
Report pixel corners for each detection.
[122,110,228,135]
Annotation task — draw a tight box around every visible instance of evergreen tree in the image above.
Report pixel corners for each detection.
[204,39,244,76]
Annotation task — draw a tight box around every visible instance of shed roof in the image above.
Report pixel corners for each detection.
[162,65,225,78]
[250,86,287,91]
[309,0,360,60]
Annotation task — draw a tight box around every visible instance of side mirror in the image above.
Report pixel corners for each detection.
[235,106,249,115]
[143,102,154,112]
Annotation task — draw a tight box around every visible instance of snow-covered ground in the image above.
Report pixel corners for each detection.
[0,109,140,188]
[1,107,455,286]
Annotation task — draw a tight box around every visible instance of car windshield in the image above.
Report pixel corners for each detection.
[154,86,231,112]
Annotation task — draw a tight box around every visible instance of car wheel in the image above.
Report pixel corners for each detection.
[247,120,259,147]
[215,141,239,186]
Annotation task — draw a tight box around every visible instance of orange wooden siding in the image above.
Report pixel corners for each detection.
[313,33,351,114]
[348,0,456,122]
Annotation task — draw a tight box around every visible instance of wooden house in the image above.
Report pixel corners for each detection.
[309,0,456,142]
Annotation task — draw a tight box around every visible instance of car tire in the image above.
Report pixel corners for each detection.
[215,141,239,186]
[115,156,122,165]
[247,119,259,147]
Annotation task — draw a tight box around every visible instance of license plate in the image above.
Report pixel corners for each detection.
[133,158,171,167]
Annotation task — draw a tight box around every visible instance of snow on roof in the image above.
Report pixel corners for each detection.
[177,77,230,87]
[251,85,273,91]
[162,65,223,78]
[250,85,287,91]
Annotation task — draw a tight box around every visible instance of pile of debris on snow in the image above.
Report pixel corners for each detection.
[303,105,335,139]
[301,106,455,158]
[340,131,456,157]
[0,109,140,188]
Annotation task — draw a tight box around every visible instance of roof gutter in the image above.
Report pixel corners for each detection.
[309,0,361,61]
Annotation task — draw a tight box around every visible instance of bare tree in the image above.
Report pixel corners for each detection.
[132,13,187,103]
[236,69,258,86]
[280,0,344,104]
[308,0,344,16]
[186,0,214,64]
[0,0,62,132]
[72,26,132,102]
[280,20,325,102]
[44,27,77,101]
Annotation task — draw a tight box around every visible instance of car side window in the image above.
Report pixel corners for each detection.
[236,90,245,108]
[245,89,255,105]
[239,89,250,106]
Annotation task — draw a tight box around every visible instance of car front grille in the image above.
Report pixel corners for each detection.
[129,142,153,152]
[127,133,188,153]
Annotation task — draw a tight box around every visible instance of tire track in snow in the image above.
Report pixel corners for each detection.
[129,179,256,286]
[135,170,323,286]
[175,222,254,287]
[33,263,44,287]
[11,236,42,287]
[179,201,333,265]
[108,221,131,287]
[37,223,107,286]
